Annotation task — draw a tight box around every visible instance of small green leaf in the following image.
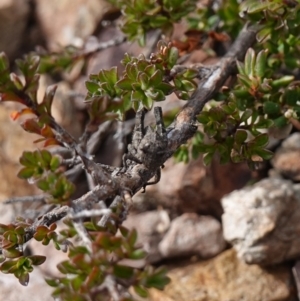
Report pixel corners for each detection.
[145,267,170,289]
[284,87,300,106]
[263,101,280,116]
[128,229,138,247]
[19,151,37,167]
[240,109,253,122]
[50,156,61,171]
[254,50,267,78]
[85,81,100,94]
[45,278,59,287]
[253,148,273,160]
[237,74,252,88]
[271,76,294,88]
[244,48,256,78]
[10,73,24,90]
[2,248,23,259]
[37,179,50,192]
[18,272,29,286]
[128,249,147,260]
[28,255,46,266]
[198,112,210,124]
[40,150,52,166]
[256,26,271,43]
[119,226,129,238]
[181,79,197,92]
[157,82,173,94]
[241,0,270,14]
[236,61,246,76]
[149,69,163,87]
[134,285,149,298]
[0,259,17,273]
[138,72,149,90]
[113,264,134,279]
[273,116,288,128]
[235,130,248,144]
[142,96,153,110]
[182,68,198,79]
[105,67,118,85]
[0,52,9,72]
[17,167,35,179]
[251,133,269,148]
[42,85,57,113]
[116,77,133,90]
[167,47,179,67]
[203,152,214,166]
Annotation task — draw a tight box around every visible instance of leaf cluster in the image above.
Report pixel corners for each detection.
[46,223,170,301]
[187,0,243,39]
[85,41,198,123]
[0,218,46,286]
[108,0,197,45]
[18,150,75,205]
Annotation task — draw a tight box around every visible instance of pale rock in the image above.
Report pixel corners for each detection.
[149,248,297,301]
[159,213,226,259]
[123,210,170,263]
[222,178,300,265]
[0,0,29,59]
[35,0,113,50]
[272,132,300,181]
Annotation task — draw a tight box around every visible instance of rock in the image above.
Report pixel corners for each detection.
[222,178,300,265]
[159,213,226,259]
[149,249,297,301]
[35,0,113,51]
[133,157,252,218]
[123,210,170,263]
[0,0,29,59]
[271,133,300,181]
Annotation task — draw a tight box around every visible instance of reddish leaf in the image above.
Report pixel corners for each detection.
[21,118,41,134]
[0,92,26,104]
[43,138,60,147]
[40,125,55,138]
[10,108,35,121]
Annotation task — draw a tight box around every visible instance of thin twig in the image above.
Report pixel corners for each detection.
[72,219,93,253]
[85,120,114,154]
[97,195,124,228]
[71,208,111,219]
[80,35,127,58]
[4,195,46,204]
